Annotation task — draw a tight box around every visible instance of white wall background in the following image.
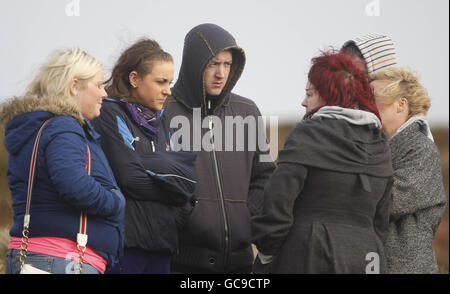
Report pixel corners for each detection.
[0,0,448,126]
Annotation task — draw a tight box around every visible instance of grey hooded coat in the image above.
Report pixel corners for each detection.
[252,108,394,274]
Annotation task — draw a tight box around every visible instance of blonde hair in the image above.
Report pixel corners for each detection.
[27,48,103,98]
[370,67,431,118]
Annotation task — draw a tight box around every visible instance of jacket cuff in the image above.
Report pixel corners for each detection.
[257,252,273,265]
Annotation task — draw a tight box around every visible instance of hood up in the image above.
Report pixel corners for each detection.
[171,23,246,115]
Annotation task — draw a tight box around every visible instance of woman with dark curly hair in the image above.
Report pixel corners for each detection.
[252,51,393,274]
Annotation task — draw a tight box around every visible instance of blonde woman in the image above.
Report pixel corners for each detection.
[0,48,125,274]
[371,67,447,273]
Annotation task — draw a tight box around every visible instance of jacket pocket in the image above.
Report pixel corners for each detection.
[181,198,223,249]
[225,200,252,250]
[320,222,385,274]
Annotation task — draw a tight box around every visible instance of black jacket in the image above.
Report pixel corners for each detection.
[92,99,196,255]
[164,23,275,273]
[252,114,393,273]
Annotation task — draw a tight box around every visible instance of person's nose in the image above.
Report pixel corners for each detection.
[215,65,225,79]
[163,86,171,96]
[101,87,107,99]
[301,97,308,108]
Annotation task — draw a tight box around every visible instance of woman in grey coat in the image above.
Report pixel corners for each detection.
[371,67,447,274]
[252,51,393,274]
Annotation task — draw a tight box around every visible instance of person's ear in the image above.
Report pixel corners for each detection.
[397,97,408,113]
[129,71,139,89]
[70,78,79,96]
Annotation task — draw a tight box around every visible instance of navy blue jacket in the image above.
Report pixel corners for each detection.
[1,95,125,269]
[92,98,196,255]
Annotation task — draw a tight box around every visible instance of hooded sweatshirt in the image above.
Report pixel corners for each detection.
[164,23,275,273]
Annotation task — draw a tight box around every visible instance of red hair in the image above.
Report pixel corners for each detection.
[307,51,380,120]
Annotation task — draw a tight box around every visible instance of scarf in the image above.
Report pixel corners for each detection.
[121,99,162,140]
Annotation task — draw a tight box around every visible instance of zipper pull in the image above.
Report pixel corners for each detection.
[151,141,155,152]
[130,136,140,146]
[208,116,214,145]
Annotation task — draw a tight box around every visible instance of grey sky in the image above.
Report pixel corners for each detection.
[0,0,448,126]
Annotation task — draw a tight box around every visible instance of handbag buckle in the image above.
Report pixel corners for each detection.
[77,233,88,247]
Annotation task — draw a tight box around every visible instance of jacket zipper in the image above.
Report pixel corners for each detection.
[151,140,155,152]
[208,100,230,270]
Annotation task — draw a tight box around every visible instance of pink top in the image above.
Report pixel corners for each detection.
[9,236,107,273]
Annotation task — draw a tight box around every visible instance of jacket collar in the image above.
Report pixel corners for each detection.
[83,116,101,141]
[390,115,434,142]
[311,106,382,129]
[0,94,85,128]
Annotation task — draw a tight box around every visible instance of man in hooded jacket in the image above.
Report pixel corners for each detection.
[164,23,275,273]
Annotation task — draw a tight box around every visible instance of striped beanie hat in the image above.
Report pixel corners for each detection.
[343,34,397,74]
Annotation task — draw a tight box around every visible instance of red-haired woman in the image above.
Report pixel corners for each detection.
[252,51,393,274]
